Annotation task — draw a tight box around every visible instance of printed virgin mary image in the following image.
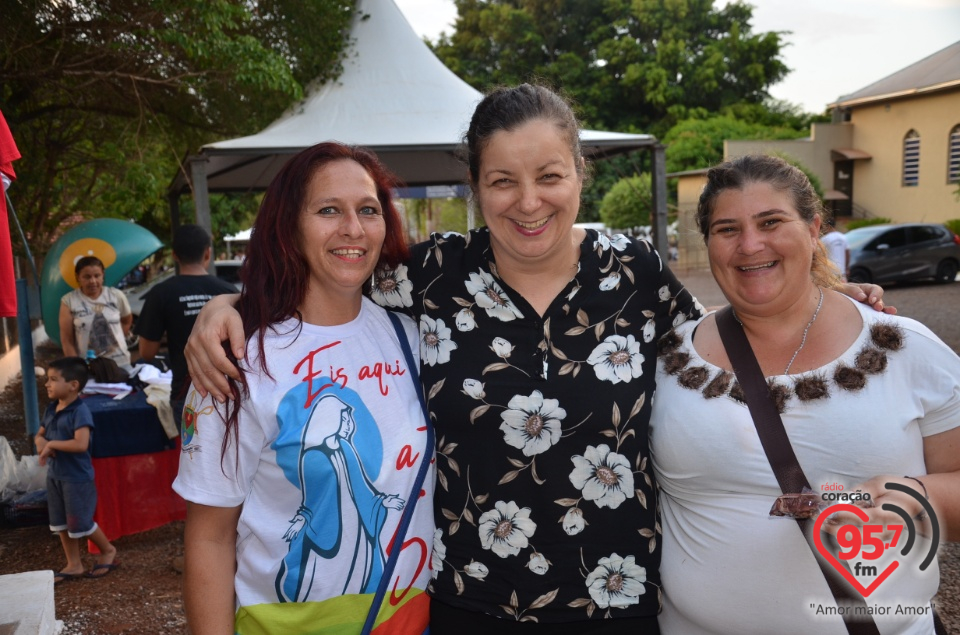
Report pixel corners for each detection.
[274,390,404,603]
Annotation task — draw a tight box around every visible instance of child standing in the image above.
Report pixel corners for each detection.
[35,356,119,584]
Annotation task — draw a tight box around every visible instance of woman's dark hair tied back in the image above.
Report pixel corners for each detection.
[463,83,583,190]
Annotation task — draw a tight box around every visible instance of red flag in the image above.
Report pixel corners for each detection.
[0,110,21,317]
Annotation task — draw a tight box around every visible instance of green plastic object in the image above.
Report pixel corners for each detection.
[41,219,162,346]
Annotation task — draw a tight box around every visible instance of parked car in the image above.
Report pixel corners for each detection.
[845,223,960,285]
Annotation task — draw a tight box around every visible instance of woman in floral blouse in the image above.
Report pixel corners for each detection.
[184,84,885,634]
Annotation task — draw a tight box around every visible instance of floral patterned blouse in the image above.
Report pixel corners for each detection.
[372,228,703,624]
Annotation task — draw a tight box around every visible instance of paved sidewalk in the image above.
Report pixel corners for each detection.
[672,265,726,307]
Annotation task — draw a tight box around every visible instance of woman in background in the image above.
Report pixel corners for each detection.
[59,255,133,373]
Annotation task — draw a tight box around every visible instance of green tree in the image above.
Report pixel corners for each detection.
[432,0,790,132]
[1,0,354,261]
[599,173,653,230]
[663,114,807,174]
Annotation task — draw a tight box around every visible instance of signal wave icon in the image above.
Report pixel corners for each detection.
[812,482,939,598]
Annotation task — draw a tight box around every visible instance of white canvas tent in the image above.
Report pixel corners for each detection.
[168,0,671,251]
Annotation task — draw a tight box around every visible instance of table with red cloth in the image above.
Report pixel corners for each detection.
[83,391,185,547]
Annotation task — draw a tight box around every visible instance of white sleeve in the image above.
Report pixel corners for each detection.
[114,287,132,316]
[172,389,265,507]
[906,325,960,437]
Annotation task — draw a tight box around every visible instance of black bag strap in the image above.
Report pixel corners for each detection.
[361,311,434,635]
[715,306,880,635]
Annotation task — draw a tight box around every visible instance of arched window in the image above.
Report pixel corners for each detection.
[949,124,960,184]
[903,130,920,187]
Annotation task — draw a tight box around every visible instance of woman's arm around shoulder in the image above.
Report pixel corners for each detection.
[184,293,242,402]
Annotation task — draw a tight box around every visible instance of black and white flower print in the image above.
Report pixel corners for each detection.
[420,315,457,366]
[527,552,551,575]
[642,319,657,343]
[561,507,587,535]
[478,500,537,558]
[462,378,485,399]
[371,264,414,307]
[499,390,566,456]
[455,308,477,331]
[491,336,514,358]
[373,230,703,622]
[585,553,647,609]
[464,270,524,321]
[464,560,489,580]
[569,444,635,509]
[587,335,645,384]
[594,233,630,252]
[599,272,621,291]
[432,528,447,579]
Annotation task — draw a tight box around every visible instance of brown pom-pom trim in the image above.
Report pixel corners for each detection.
[730,381,745,404]
[703,371,733,399]
[855,346,888,375]
[678,366,710,390]
[662,351,690,375]
[767,379,791,414]
[870,323,904,351]
[834,364,867,391]
[658,331,682,356]
[794,375,830,401]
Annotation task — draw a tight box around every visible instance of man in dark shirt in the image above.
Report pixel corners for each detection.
[135,225,237,430]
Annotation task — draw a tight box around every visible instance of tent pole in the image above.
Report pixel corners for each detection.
[650,144,668,257]
[17,278,39,436]
[188,156,215,275]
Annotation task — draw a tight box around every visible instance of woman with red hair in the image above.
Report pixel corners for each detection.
[173,143,433,635]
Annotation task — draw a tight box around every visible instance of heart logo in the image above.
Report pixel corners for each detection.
[813,503,899,597]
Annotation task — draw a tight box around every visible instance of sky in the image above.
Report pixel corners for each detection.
[394,0,960,114]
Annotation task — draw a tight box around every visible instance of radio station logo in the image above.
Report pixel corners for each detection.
[813,482,939,598]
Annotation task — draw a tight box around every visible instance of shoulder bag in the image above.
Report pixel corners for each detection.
[360,311,435,635]
[715,306,880,635]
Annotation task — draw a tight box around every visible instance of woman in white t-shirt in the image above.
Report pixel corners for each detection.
[651,155,960,634]
[173,143,434,635]
[58,255,132,371]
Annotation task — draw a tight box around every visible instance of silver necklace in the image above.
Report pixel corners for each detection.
[733,287,825,375]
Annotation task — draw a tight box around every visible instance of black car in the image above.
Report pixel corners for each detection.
[845,223,960,285]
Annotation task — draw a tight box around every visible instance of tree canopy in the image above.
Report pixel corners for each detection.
[662,113,809,174]
[432,0,791,133]
[1,0,354,261]
[598,173,653,231]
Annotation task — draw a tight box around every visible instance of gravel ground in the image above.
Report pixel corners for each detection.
[1,273,958,633]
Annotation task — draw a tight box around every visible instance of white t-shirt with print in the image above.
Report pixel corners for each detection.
[174,298,434,634]
[651,298,960,635]
[61,286,132,369]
